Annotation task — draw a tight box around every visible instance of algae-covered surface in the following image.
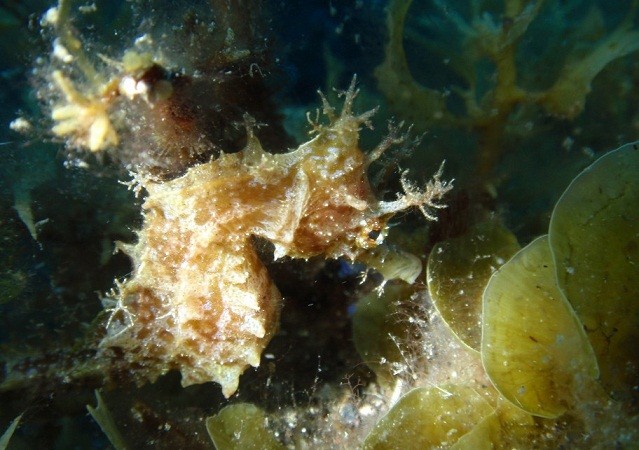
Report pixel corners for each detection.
[1,1,638,448]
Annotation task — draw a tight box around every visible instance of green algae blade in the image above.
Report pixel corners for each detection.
[0,414,22,450]
[86,390,128,450]
[361,385,494,450]
[481,236,598,418]
[427,220,520,351]
[549,141,639,403]
[206,403,284,450]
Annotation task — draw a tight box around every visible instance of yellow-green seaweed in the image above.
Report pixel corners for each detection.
[205,403,284,450]
[427,220,520,351]
[361,385,494,450]
[481,235,598,418]
[549,141,639,403]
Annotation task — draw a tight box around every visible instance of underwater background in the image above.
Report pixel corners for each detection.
[1,0,638,448]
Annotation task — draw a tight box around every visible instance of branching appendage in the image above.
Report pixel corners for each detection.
[373,162,453,221]
[50,70,119,152]
[310,76,379,145]
[366,121,413,167]
[101,287,136,342]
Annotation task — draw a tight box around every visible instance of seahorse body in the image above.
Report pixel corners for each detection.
[101,83,450,397]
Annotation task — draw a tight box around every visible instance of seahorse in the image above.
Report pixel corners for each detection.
[100,79,451,397]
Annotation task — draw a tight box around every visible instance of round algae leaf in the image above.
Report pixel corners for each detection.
[206,403,285,450]
[481,235,598,418]
[352,284,422,388]
[361,385,494,450]
[427,220,520,351]
[549,141,639,402]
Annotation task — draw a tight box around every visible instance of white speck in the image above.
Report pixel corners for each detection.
[41,7,59,26]
[119,76,138,99]
[52,39,74,63]
[79,3,97,13]
[562,136,574,151]
[10,117,32,133]
[134,34,153,46]
[582,147,595,158]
